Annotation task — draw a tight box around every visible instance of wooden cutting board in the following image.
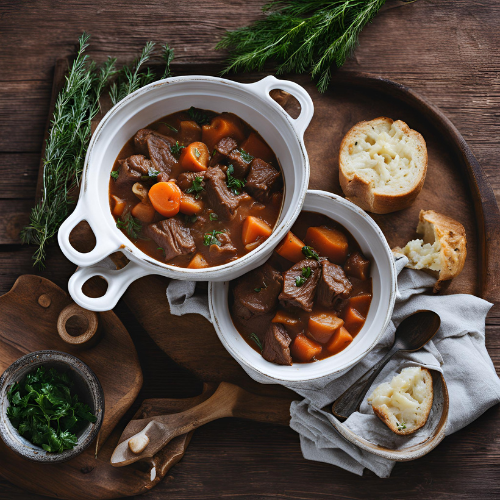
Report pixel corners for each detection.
[12,60,500,498]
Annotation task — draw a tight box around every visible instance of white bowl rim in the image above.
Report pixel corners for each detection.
[209,190,397,383]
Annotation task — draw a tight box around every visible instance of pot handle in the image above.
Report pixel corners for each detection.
[58,206,121,267]
[68,261,151,312]
[246,76,314,137]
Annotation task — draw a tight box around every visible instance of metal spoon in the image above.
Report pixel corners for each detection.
[331,310,441,421]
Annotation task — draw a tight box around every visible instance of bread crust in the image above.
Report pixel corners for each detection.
[419,210,467,292]
[371,368,434,436]
[339,117,427,214]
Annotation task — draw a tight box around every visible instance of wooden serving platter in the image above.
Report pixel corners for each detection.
[13,60,499,498]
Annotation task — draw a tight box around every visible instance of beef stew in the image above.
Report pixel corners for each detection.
[109,108,283,268]
[230,211,373,365]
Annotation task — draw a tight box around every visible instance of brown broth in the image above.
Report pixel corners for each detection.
[108,109,283,267]
[230,211,373,363]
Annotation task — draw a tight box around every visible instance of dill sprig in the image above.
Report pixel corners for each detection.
[217,0,387,92]
[20,33,116,267]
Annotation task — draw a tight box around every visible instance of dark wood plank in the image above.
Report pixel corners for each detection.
[0,154,39,198]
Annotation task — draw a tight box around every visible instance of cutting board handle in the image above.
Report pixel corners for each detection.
[110,382,292,467]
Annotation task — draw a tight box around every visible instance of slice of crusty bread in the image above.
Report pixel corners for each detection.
[367,367,433,436]
[339,117,427,214]
[393,209,467,292]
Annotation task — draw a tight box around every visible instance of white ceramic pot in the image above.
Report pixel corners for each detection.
[58,75,313,311]
[209,190,397,383]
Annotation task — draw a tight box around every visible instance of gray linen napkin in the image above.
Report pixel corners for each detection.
[166,256,500,477]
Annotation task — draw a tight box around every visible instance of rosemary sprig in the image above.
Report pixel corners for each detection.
[20,33,116,267]
[217,0,388,92]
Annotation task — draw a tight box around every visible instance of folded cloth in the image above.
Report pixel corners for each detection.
[166,255,500,477]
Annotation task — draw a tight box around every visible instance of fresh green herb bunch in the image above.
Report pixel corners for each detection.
[7,366,96,453]
[20,33,116,267]
[217,0,387,92]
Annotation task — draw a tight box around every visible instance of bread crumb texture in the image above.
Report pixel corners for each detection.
[368,366,433,435]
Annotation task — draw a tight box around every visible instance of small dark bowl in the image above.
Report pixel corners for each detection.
[0,350,104,463]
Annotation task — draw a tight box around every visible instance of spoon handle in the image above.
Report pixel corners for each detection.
[332,345,399,420]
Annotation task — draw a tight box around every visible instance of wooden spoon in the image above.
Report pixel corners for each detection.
[331,310,441,421]
[110,382,292,467]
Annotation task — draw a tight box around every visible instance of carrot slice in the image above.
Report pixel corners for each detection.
[240,132,274,163]
[180,193,204,215]
[290,334,322,362]
[179,120,201,144]
[111,195,127,217]
[187,253,209,269]
[272,310,300,327]
[343,306,366,336]
[131,201,155,223]
[148,181,181,217]
[179,142,209,172]
[326,326,353,354]
[308,312,344,344]
[242,216,272,245]
[275,231,306,263]
[348,294,372,317]
[305,226,349,264]
[202,113,246,151]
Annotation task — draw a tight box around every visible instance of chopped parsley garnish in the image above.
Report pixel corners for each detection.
[397,422,407,431]
[226,165,246,195]
[185,175,204,199]
[295,266,311,287]
[160,122,178,133]
[193,147,201,158]
[203,230,224,246]
[302,246,319,261]
[171,141,185,156]
[6,366,96,453]
[240,149,254,162]
[209,212,219,221]
[116,214,142,239]
[141,166,160,181]
[212,149,217,157]
[157,247,166,258]
[254,282,267,293]
[249,333,263,352]
[187,106,211,126]
[110,170,119,181]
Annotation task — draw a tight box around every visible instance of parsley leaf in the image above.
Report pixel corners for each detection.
[185,175,204,199]
[184,214,198,223]
[187,106,211,126]
[171,141,185,156]
[239,149,254,162]
[110,170,119,181]
[203,230,224,246]
[295,266,311,287]
[116,214,142,239]
[302,246,319,261]
[226,165,246,195]
[249,333,263,352]
[397,422,407,431]
[141,166,160,181]
[209,212,218,221]
[6,365,96,454]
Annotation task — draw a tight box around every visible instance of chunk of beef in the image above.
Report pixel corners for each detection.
[279,259,321,312]
[177,171,206,192]
[209,137,238,167]
[134,129,178,179]
[232,264,283,320]
[262,323,292,366]
[204,166,247,221]
[317,260,353,309]
[144,218,195,262]
[245,159,281,202]
[208,231,237,265]
[344,252,371,280]
[227,149,252,178]
[116,155,152,187]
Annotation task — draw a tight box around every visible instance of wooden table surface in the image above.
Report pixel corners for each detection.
[1,0,500,498]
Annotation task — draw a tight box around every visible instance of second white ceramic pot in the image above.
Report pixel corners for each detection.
[58,75,313,311]
[209,190,397,383]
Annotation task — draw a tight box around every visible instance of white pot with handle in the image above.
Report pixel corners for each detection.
[58,75,314,311]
